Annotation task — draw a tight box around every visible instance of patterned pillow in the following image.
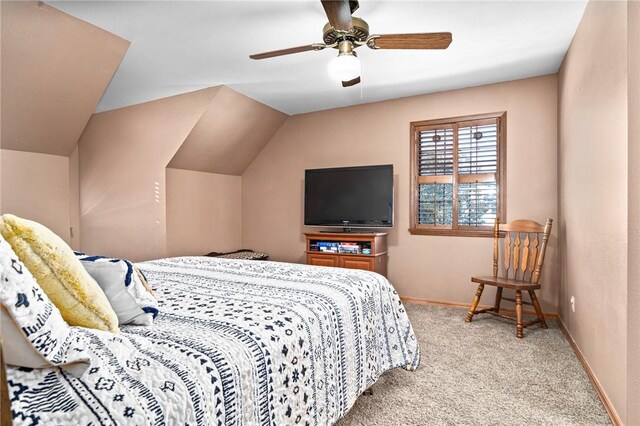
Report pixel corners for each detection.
[0,235,90,377]
[75,253,158,326]
[0,214,119,332]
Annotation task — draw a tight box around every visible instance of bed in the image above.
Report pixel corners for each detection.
[7,256,420,425]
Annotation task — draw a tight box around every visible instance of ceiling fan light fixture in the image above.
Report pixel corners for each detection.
[328,53,361,82]
[328,40,361,82]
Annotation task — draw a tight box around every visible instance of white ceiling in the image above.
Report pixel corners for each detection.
[48,0,587,115]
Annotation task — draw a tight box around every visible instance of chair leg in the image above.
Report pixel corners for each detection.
[465,283,484,322]
[494,287,503,313]
[528,290,548,329]
[515,290,524,338]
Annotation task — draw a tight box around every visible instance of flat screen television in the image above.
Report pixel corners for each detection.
[304,164,394,228]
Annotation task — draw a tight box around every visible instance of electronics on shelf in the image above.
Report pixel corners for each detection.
[304,232,388,277]
[309,240,372,254]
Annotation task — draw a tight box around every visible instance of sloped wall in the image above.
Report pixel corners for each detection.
[558,1,628,422]
[0,0,128,250]
[0,1,129,156]
[168,86,287,175]
[78,88,220,261]
[78,85,286,261]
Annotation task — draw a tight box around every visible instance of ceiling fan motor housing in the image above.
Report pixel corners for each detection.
[322,17,370,47]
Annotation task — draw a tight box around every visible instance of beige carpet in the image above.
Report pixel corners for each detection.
[337,303,611,426]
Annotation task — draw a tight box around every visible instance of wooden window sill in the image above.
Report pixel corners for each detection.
[408,228,495,237]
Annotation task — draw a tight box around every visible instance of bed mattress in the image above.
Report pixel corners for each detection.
[7,256,419,425]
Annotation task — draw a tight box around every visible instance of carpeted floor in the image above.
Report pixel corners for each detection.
[337,303,611,426]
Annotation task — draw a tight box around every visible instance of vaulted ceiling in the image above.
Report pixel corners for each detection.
[1,0,588,175]
[1,1,286,176]
[48,1,587,115]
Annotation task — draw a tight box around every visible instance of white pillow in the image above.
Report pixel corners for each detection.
[75,253,158,326]
[0,235,90,377]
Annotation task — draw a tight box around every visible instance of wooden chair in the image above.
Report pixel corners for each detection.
[464,218,553,338]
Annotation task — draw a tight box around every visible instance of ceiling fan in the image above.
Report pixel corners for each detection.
[250,0,452,87]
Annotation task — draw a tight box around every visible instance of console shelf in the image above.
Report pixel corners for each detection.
[304,232,388,277]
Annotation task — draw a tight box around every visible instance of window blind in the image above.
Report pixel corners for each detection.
[417,128,454,225]
[458,181,497,226]
[457,122,498,227]
[458,124,498,175]
[418,183,453,225]
[411,113,504,235]
[418,128,454,176]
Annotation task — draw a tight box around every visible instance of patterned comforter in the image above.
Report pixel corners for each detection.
[7,257,420,425]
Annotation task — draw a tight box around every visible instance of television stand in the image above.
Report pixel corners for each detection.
[304,232,388,277]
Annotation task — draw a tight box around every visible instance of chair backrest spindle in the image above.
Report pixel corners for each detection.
[522,234,530,281]
[492,218,553,284]
[531,219,553,284]
[529,234,539,282]
[513,233,521,280]
[504,231,511,278]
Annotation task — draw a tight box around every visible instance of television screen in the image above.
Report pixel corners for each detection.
[304,164,394,227]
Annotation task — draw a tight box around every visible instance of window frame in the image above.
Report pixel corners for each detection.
[409,111,507,237]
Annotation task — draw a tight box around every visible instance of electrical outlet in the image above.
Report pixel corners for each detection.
[570,296,576,313]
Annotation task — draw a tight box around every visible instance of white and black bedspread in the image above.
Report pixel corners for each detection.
[7,256,420,425]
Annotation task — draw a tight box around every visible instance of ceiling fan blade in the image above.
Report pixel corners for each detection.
[349,0,359,14]
[250,44,323,60]
[342,76,361,87]
[372,32,452,50]
[321,0,353,32]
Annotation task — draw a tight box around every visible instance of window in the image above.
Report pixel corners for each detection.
[409,112,506,237]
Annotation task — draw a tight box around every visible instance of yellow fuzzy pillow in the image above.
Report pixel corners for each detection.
[0,214,119,333]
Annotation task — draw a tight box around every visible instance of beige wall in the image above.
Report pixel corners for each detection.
[242,75,559,311]
[78,85,288,262]
[69,145,80,250]
[558,1,628,422]
[168,86,287,175]
[627,1,640,424]
[0,149,71,243]
[0,149,3,213]
[0,1,128,156]
[166,168,242,257]
[78,88,219,261]
[0,0,126,250]
[0,2,2,214]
